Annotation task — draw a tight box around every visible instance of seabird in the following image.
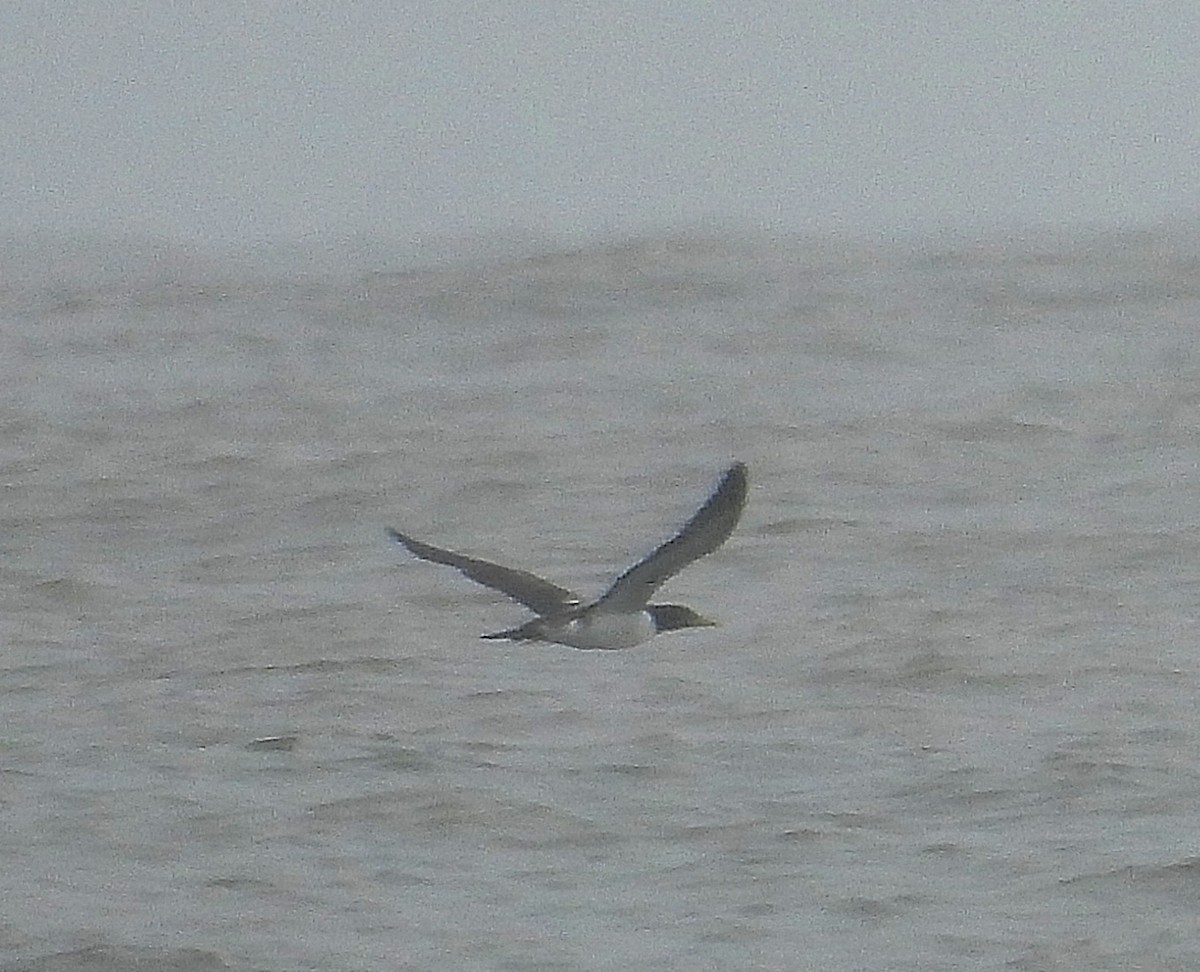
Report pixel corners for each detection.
[388,462,747,649]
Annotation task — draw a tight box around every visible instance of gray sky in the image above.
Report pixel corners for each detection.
[4,2,1198,248]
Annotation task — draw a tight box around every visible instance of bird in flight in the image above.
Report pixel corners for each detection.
[388,462,747,649]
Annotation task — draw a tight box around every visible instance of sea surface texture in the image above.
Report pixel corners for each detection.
[3,226,1199,971]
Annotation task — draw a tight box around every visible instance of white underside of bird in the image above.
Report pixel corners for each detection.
[533,610,659,650]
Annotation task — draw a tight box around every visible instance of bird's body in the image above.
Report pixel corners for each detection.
[484,609,659,650]
[388,462,747,649]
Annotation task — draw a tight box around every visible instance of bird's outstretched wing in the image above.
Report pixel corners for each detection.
[594,462,748,612]
[388,529,579,616]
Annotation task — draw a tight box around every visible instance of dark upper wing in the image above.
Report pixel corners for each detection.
[594,462,748,611]
[387,529,579,616]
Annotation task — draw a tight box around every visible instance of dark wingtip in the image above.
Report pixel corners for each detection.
[717,461,749,506]
[387,529,422,558]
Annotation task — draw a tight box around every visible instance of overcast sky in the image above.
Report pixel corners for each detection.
[4,2,1198,249]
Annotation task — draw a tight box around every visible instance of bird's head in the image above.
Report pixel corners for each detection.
[648,604,717,632]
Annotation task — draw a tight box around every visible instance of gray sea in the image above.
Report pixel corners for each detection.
[3,223,1200,971]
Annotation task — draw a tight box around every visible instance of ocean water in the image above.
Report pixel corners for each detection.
[2,224,1200,971]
